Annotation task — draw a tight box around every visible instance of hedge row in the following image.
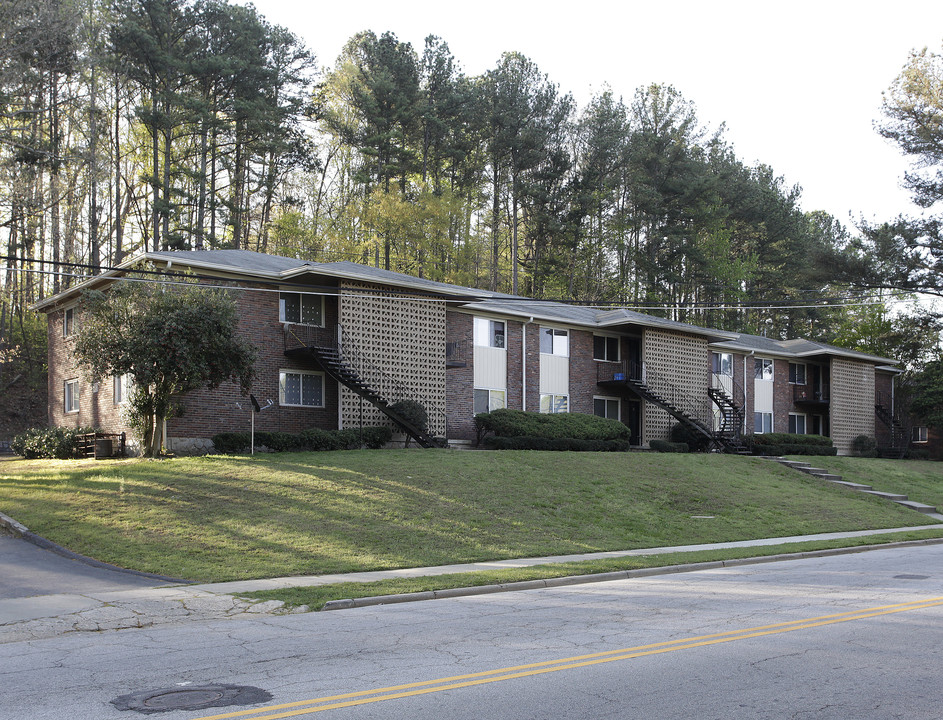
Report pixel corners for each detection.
[483,436,630,452]
[749,432,834,447]
[650,439,689,453]
[11,426,96,459]
[211,426,392,454]
[475,409,629,442]
[746,432,836,456]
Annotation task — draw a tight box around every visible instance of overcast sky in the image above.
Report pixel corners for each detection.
[249,0,943,227]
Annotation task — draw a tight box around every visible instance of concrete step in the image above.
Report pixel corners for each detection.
[797,467,827,475]
[895,500,939,514]
[808,472,843,481]
[863,490,909,501]
[777,460,812,469]
[830,480,874,491]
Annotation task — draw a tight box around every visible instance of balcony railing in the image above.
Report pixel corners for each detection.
[793,383,829,404]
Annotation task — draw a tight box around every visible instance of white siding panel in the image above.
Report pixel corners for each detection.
[474,345,507,389]
[754,379,773,412]
[540,354,569,395]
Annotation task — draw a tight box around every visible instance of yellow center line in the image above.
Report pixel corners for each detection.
[194,596,943,720]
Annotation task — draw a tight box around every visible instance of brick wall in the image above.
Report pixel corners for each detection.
[568,329,597,415]
[445,311,474,439]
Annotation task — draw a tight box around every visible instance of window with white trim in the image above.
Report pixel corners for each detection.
[113,374,132,405]
[754,412,772,434]
[63,307,75,338]
[540,394,568,414]
[473,318,505,349]
[711,352,733,376]
[473,388,506,414]
[278,370,324,407]
[788,413,807,435]
[912,426,928,443]
[788,363,806,385]
[593,335,619,362]
[64,378,79,413]
[279,292,323,326]
[754,358,773,380]
[593,396,620,420]
[540,327,568,356]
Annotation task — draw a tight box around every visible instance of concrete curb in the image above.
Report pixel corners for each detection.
[0,510,191,585]
[320,538,943,612]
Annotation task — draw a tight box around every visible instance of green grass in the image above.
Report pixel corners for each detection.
[240,528,943,610]
[0,451,938,582]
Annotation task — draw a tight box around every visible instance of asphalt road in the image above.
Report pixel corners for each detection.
[3,542,942,720]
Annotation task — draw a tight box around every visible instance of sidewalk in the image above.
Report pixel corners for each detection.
[3,524,943,644]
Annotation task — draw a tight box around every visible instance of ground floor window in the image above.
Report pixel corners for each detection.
[593,396,620,420]
[113,374,131,405]
[540,394,568,414]
[64,378,79,413]
[754,411,772,434]
[474,388,506,414]
[788,413,807,435]
[912,426,928,443]
[279,370,324,407]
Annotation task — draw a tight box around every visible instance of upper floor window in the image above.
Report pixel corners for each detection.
[593,335,619,362]
[279,292,323,326]
[789,362,807,385]
[473,318,505,349]
[63,307,76,338]
[64,378,79,413]
[754,358,773,381]
[711,352,733,376]
[114,374,132,406]
[540,327,568,357]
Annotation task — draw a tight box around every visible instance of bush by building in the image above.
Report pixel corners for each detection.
[11,426,96,459]
[475,409,629,444]
[745,433,837,456]
[211,426,392,454]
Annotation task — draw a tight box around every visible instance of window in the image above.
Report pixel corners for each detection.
[64,378,79,413]
[473,318,505,349]
[789,363,807,385]
[593,396,620,420]
[279,292,323,326]
[278,370,324,407]
[540,327,568,356]
[711,352,733,376]
[754,412,772,434]
[754,358,773,381]
[912,426,928,443]
[788,413,807,435]
[540,394,568,414]
[63,307,75,338]
[593,336,619,362]
[113,374,131,405]
[474,388,506,414]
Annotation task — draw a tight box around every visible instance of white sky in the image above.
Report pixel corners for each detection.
[249,0,943,226]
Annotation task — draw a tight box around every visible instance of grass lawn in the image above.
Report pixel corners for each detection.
[0,451,938,582]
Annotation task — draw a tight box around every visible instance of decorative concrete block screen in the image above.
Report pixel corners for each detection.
[339,282,447,436]
[830,358,875,455]
[642,329,709,443]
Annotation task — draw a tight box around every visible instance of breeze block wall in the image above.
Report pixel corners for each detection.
[339,282,447,437]
[830,358,875,455]
[642,328,709,444]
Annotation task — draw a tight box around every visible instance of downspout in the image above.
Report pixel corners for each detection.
[522,317,534,411]
[744,350,755,435]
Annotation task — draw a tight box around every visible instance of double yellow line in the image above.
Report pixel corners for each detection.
[195,596,943,720]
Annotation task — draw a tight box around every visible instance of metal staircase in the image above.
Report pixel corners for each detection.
[284,326,447,449]
[875,392,908,458]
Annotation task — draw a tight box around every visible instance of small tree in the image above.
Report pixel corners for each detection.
[73,279,256,457]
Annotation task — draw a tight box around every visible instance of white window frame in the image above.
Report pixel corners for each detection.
[279,292,324,326]
[540,327,569,357]
[473,387,506,414]
[788,412,807,435]
[64,378,79,414]
[473,317,506,349]
[278,369,325,408]
[788,362,807,385]
[593,395,620,420]
[754,358,774,381]
[63,306,76,338]
[113,374,131,406]
[593,335,620,362]
[754,411,772,434]
[912,426,928,443]
[712,352,733,377]
[539,393,569,414]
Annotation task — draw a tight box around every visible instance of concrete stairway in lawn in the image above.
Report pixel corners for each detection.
[769,457,941,516]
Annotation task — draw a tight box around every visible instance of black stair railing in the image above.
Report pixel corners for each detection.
[284,324,447,447]
[709,373,746,440]
[875,391,909,453]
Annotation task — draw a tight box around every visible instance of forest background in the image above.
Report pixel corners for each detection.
[1,0,942,437]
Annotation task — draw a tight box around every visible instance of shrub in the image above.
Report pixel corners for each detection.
[482,435,629,451]
[11,426,95,459]
[650,439,689,453]
[213,426,394,454]
[388,399,429,434]
[747,433,836,456]
[670,423,710,452]
[475,409,629,443]
[851,434,878,457]
[210,432,252,453]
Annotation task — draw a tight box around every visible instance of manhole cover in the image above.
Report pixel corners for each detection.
[894,574,930,580]
[111,684,272,714]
